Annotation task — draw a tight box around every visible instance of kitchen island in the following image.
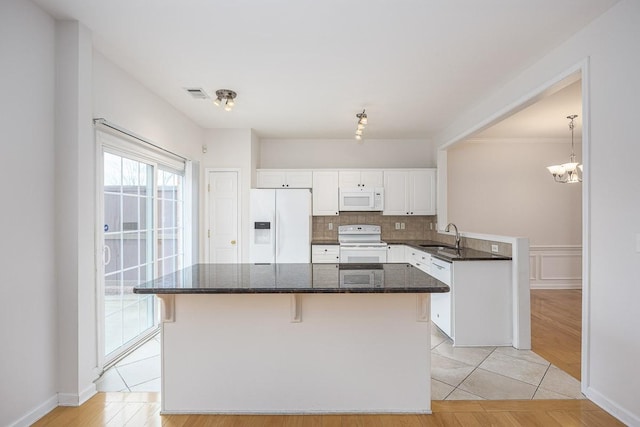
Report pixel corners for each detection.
[134,263,449,415]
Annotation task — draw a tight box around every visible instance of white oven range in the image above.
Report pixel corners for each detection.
[338,224,387,263]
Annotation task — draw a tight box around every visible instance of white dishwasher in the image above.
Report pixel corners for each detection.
[430,257,452,337]
[430,258,451,285]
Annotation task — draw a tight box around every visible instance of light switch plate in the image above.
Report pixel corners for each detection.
[395,223,400,230]
[401,223,405,230]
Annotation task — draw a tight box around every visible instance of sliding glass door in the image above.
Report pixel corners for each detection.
[102,150,184,362]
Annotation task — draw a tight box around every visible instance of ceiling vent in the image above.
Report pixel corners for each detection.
[184,88,210,100]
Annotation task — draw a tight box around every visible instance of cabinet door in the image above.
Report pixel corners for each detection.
[312,171,339,216]
[386,245,406,263]
[338,170,362,188]
[383,170,409,215]
[285,170,312,188]
[312,245,340,263]
[409,169,436,215]
[360,170,384,187]
[256,170,286,188]
[431,292,452,338]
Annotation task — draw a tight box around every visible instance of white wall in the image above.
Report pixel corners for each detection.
[435,0,640,423]
[93,51,204,161]
[0,1,58,425]
[201,129,255,262]
[260,139,435,168]
[55,19,97,407]
[448,139,582,246]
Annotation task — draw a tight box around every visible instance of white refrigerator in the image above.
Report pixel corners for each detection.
[250,189,311,263]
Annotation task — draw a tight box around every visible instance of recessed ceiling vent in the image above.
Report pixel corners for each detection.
[184,87,210,100]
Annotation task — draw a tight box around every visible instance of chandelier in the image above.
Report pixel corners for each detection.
[546,114,582,183]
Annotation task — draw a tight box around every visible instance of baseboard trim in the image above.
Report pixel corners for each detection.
[8,394,58,427]
[585,386,640,426]
[58,383,97,407]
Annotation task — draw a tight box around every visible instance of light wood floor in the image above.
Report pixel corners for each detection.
[35,289,619,426]
[531,289,582,380]
[33,393,623,426]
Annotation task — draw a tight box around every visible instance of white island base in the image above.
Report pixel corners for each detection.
[160,293,432,414]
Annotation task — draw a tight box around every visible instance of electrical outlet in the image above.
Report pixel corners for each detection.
[328,222,333,230]
[491,244,499,253]
[401,223,405,230]
[395,222,400,230]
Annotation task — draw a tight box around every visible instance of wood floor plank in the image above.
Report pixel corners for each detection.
[32,396,624,426]
[531,289,582,380]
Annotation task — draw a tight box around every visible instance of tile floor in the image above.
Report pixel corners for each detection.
[96,323,585,401]
[429,324,585,400]
[96,333,161,392]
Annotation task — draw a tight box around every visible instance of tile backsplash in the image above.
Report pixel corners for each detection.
[312,213,438,241]
[312,213,512,257]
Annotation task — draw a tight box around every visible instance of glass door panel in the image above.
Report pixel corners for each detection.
[103,152,156,361]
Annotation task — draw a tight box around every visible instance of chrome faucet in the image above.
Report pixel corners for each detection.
[445,223,460,251]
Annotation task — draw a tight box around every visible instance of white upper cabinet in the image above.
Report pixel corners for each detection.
[256,169,312,188]
[338,170,383,188]
[409,169,436,215]
[383,169,436,215]
[382,170,409,215]
[312,170,339,216]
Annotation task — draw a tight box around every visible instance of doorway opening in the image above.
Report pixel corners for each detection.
[438,67,587,398]
[96,128,188,390]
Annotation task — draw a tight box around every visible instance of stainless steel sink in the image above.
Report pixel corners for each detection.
[435,250,461,258]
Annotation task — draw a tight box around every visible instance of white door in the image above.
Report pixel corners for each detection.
[208,171,239,263]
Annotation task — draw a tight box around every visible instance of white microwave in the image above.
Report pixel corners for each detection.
[339,187,384,211]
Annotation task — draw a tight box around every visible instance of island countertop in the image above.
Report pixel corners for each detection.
[133,263,450,295]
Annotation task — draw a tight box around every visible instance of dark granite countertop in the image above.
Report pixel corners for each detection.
[398,241,512,262]
[312,239,511,261]
[133,263,450,295]
[311,240,340,245]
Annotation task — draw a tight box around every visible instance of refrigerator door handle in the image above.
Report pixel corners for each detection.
[276,211,280,258]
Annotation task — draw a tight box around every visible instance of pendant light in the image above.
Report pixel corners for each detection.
[546,114,582,183]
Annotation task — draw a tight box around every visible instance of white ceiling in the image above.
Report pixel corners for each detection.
[33,0,615,139]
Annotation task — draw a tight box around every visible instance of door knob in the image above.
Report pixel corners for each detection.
[231,240,236,245]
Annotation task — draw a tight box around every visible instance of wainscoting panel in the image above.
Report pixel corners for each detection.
[530,245,582,289]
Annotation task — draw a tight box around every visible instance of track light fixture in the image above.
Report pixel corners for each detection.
[355,110,368,142]
[213,89,237,111]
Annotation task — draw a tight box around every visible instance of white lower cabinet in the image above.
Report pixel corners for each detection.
[386,244,407,262]
[431,258,512,346]
[312,245,340,263]
[405,247,431,274]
